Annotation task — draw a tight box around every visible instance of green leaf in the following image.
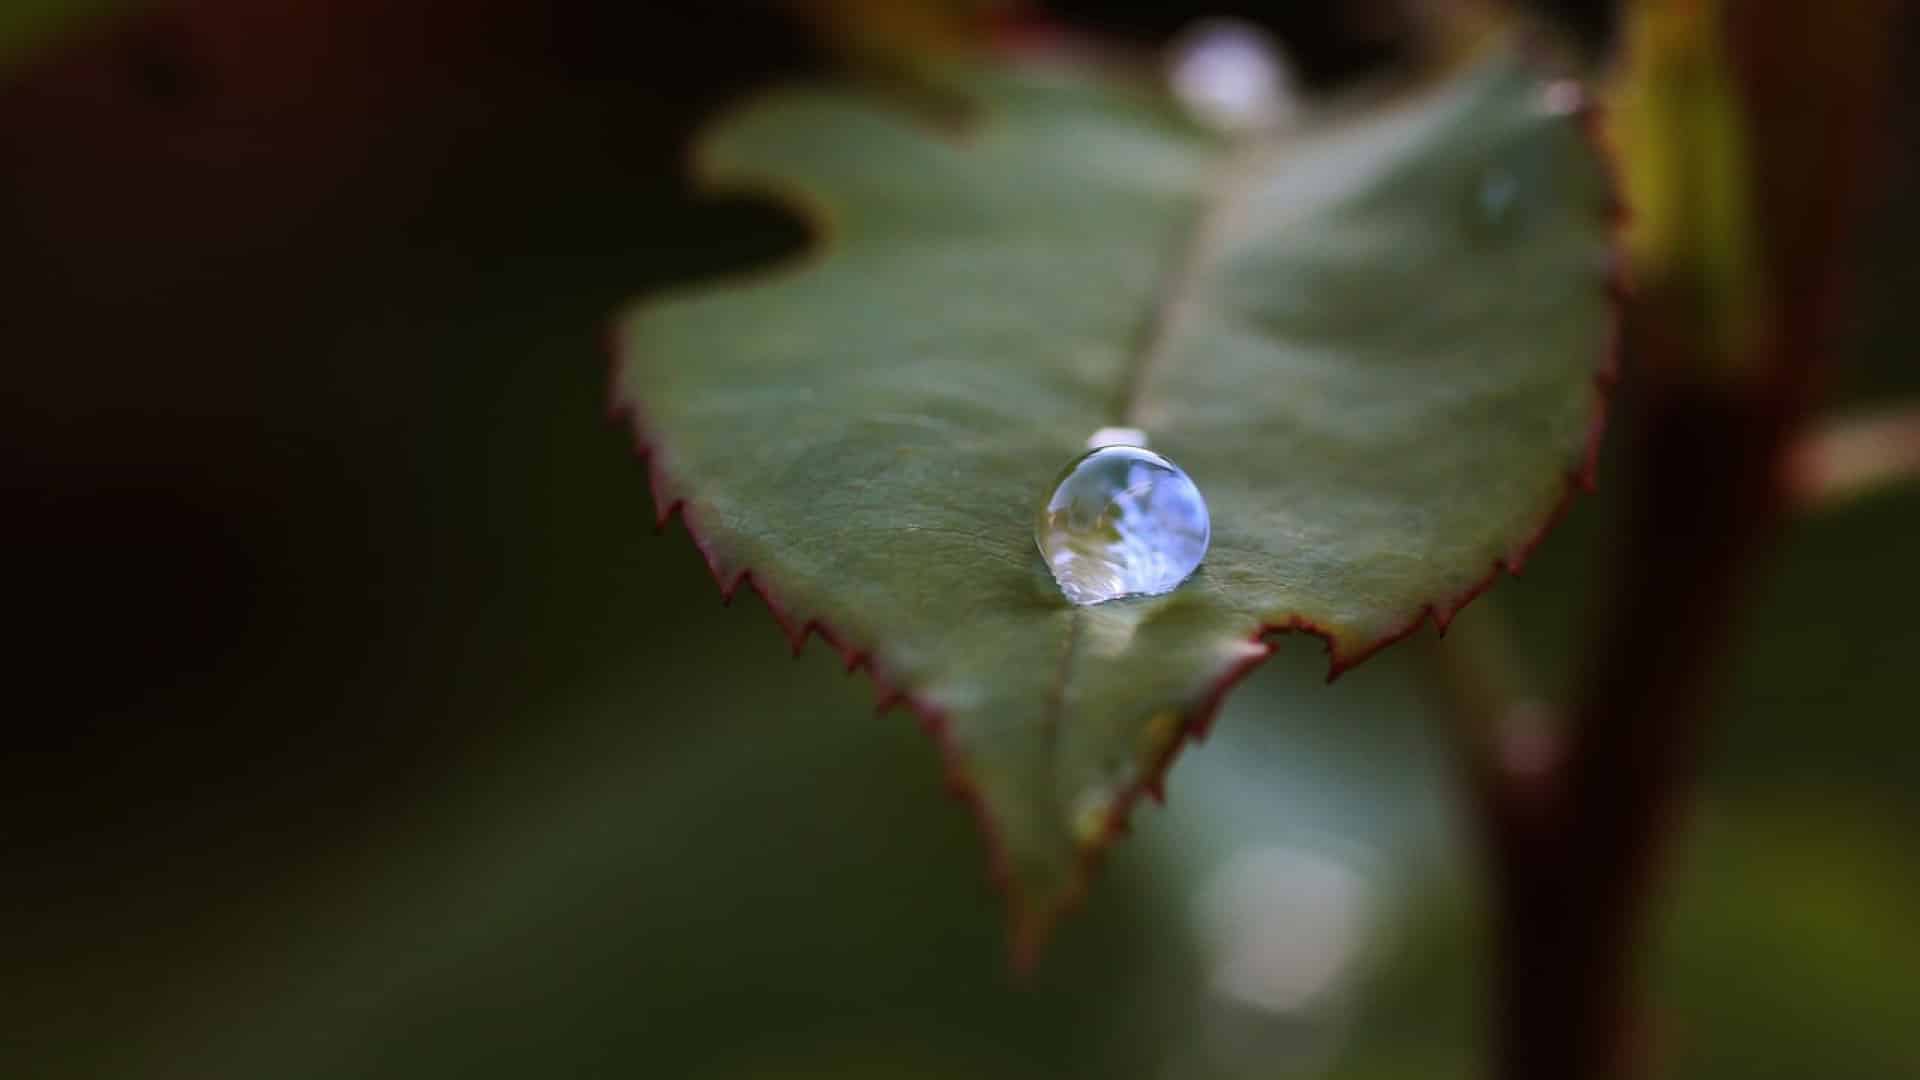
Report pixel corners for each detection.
[613,44,1613,959]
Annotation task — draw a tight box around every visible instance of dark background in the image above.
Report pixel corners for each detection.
[4,2,1916,1077]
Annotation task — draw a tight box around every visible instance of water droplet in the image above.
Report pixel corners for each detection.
[1167,18,1294,132]
[1036,445,1210,606]
[1476,165,1522,228]
[1471,86,1576,240]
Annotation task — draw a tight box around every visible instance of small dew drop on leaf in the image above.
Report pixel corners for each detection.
[1167,17,1294,132]
[1036,446,1210,606]
[1473,80,1580,240]
[1476,165,1523,229]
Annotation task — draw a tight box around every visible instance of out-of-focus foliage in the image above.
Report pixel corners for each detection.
[0,0,128,72]
[617,44,1611,949]
[785,0,1008,61]
[1608,0,1762,373]
[1608,0,1900,382]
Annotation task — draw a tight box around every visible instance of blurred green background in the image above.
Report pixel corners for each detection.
[3,2,1916,1077]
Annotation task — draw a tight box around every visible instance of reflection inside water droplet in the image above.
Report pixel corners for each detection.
[1036,445,1210,606]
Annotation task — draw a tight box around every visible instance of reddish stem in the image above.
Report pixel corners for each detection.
[1485,377,1792,1079]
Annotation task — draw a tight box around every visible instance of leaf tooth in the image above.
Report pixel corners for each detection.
[614,409,687,534]
[734,571,808,650]
[647,470,682,531]
[807,620,867,673]
[652,500,683,533]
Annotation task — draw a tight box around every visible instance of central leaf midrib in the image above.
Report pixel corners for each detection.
[1106,135,1272,427]
[1042,131,1274,828]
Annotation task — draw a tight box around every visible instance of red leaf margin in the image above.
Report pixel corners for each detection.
[605,73,1626,973]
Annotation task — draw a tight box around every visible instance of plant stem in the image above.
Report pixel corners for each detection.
[1485,378,1793,1079]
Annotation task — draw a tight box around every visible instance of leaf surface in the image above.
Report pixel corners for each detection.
[614,44,1614,959]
